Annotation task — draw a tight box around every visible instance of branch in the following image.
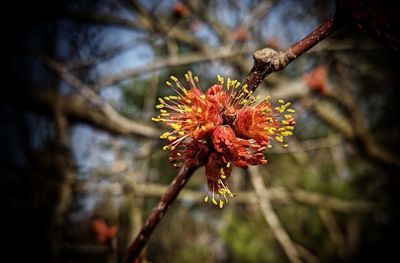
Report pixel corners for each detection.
[96,46,251,87]
[318,209,346,259]
[130,182,380,213]
[244,15,341,91]
[33,53,160,138]
[249,166,303,263]
[295,244,321,263]
[25,88,159,138]
[123,165,197,263]
[312,95,400,169]
[123,13,343,261]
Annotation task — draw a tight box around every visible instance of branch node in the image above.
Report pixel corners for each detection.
[253,48,296,71]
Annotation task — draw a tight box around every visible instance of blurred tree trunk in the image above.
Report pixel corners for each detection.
[50,104,76,262]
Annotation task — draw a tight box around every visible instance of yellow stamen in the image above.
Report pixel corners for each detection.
[217,75,224,84]
[171,123,182,130]
[168,136,177,141]
[282,131,293,136]
[160,132,170,139]
[163,145,171,151]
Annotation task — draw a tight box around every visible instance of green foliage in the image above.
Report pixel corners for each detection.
[221,211,285,263]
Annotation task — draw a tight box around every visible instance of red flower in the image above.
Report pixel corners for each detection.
[92,219,118,244]
[232,27,250,42]
[173,2,190,18]
[152,71,296,208]
[304,65,329,94]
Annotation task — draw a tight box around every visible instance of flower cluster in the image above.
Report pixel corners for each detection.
[152,71,295,208]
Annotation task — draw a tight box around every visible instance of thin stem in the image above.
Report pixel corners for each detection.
[123,165,197,263]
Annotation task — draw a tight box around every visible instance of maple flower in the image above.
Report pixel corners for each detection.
[152,71,295,208]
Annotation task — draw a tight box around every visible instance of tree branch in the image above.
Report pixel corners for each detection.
[123,165,197,263]
[32,53,160,138]
[96,46,252,87]
[123,13,344,262]
[249,166,304,263]
[244,15,342,91]
[312,94,400,169]
[24,88,160,138]
[130,182,380,213]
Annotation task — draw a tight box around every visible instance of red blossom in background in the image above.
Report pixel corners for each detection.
[265,36,280,49]
[92,219,118,244]
[173,2,190,18]
[152,71,296,208]
[304,64,329,94]
[232,27,250,42]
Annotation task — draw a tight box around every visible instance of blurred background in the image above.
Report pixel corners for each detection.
[3,0,400,262]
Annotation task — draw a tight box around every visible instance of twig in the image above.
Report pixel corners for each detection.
[332,71,400,168]
[295,244,320,263]
[312,95,400,169]
[96,46,251,87]
[249,166,303,263]
[130,183,380,213]
[244,15,341,91]
[318,208,346,259]
[24,88,160,138]
[123,13,343,262]
[50,108,75,263]
[33,53,160,138]
[123,165,197,263]
[290,188,380,213]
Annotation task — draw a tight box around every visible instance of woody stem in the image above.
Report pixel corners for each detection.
[124,13,343,263]
[123,165,197,263]
[244,13,343,92]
